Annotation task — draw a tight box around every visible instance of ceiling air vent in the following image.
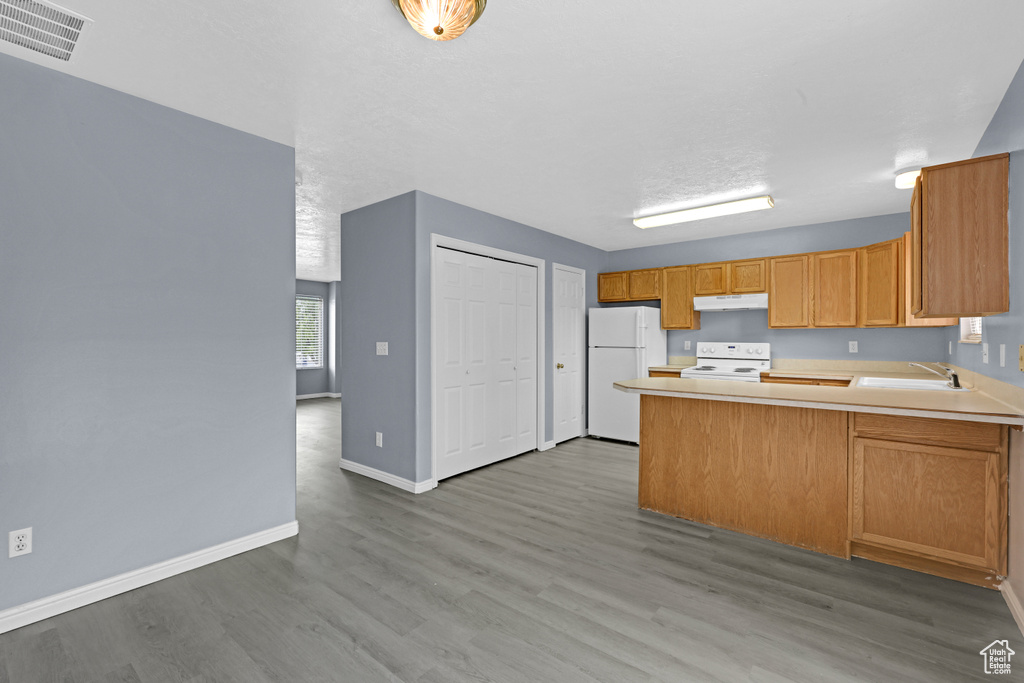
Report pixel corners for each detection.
[0,0,89,62]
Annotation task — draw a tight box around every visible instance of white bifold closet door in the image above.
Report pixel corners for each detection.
[435,247,537,481]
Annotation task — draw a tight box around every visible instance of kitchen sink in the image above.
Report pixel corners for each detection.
[856,377,967,392]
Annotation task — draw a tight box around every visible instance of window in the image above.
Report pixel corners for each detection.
[959,316,983,344]
[296,295,323,368]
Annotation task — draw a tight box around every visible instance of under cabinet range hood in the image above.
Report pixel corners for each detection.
[692,293,769,311]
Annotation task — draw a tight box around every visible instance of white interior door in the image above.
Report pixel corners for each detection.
[434,247,538,480]
[553,264,584,443]
[515,263,538,453]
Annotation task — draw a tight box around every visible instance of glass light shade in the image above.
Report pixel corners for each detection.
[391,0,486,41]
[895,169,921,189]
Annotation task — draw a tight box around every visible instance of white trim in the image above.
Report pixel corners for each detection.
[340,458,437,494]
[539,440,556,452]
[581,428,589,437]
[430,234,547,484]
[552,262,587,444]
[0,521,298,636]
[297,392,341,400]
[1002,581,1024,639]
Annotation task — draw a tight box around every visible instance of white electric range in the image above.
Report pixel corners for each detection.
[676,342,770,382]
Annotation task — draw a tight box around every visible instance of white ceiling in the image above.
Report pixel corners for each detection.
[5,1,1024,281]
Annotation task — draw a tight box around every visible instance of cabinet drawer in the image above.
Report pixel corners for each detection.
[852,413,1004,452]
[649,370,681,378]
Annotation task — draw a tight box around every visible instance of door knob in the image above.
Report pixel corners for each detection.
[556,363,564,369]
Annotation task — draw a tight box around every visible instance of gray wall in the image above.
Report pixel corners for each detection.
[0,53,296,611]
[414,191,609,481]
[340,193,419,480]
[947,57,1024,385]
[606,213,949,362]
[339,191,607,484]
[296,279,331,396]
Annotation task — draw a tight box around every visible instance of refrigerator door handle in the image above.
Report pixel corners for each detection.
[635,310,642,349]
[637,349,645,380]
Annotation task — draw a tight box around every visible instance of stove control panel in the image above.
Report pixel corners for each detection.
[696,342,770,360]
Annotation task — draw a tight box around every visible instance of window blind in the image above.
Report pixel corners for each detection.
[960,316,983,343]
[296,295,323,369]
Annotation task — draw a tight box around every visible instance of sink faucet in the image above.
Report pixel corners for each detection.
[908,362,962,389]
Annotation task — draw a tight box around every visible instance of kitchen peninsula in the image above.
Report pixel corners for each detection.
[615,371,1023,588]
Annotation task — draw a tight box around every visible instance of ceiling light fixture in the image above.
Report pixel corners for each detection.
[391,0,486,41]
[894,169,921,189]
[634,196,775,229]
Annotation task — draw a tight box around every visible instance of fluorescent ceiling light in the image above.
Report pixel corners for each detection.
[895,169,921,189]
[634,195,774,229]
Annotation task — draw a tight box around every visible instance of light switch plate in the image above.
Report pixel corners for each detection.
[684,341,691,350]
[1001,344,1006,367]
[982,343,989,364]
[376,342,388,356]
[1019,345,1024,372]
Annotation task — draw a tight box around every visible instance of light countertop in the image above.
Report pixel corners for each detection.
[617,367,1024,426]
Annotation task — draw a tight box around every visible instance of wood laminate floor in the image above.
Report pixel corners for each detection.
[1,397,1020,681]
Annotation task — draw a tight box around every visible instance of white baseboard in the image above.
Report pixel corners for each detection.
[339,458,436,494]
[297,392,341,400]
[1002,580,1024,639]
[539,440,556,452]
[0,521,298,636]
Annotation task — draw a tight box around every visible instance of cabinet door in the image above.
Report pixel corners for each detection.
[859,240,901,327]
[694,263,729,295]
[660,266,700,330]
[768,255,810,328]
[597,272,628,302]
[910,176,923,315]
[917,153,1009,317]
[851,437,1006,573]
[902,232,957,327]
[729,259,766,293]
[628,269,662,300]
[813,250,858,327]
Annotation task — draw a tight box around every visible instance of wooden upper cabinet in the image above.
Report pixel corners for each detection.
[769,255,810,328]
[911,175,923,315]
[902,232,957,328]
[859,240,901,327]
[597,272,629,302]
[661,266,701,330]
[628,269,662,300]
[729,259,767,293]
[813,250,858,327]
[694,263,729,296]
[914,153,1009,317]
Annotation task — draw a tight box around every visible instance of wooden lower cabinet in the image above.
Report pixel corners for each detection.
[639,396,849,557]
[637,396,1010,589]
[849,413,1007,588]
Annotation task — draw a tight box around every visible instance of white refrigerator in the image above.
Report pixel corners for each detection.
[588,306,667,442]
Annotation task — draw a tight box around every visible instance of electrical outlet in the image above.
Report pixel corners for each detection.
[983,343,990,364]
[9,527,31,558]
[848,341,858,353]
[375,431,383,448]
[1020,345,1024,372]
[684,340,691,351]
[1001,344,1006,368]
[376,342,388,356]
